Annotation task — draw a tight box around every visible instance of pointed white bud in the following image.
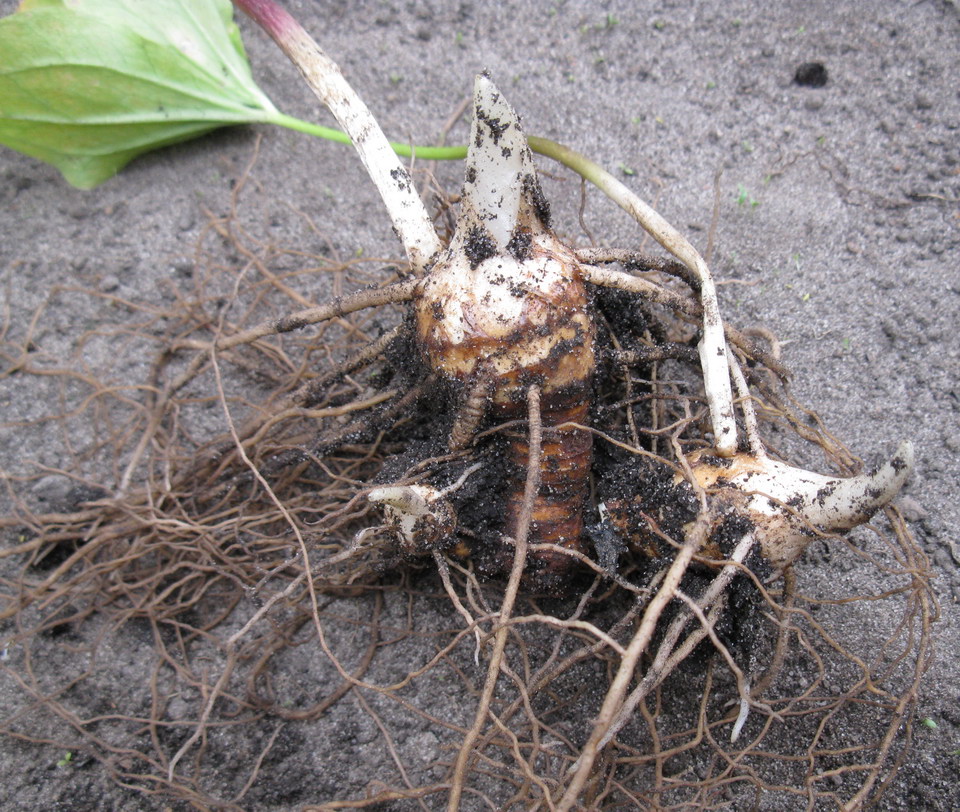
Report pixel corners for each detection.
[461,74,545,248]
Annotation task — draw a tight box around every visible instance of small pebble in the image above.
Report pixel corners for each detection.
[100,274,120,292]
[410,731,439,763]
[31,474,72,504]
[933,547,954,573]
[794,62,828,88]
[171,258,194,278]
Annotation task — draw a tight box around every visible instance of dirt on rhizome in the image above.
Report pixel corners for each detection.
[0,118,936,810]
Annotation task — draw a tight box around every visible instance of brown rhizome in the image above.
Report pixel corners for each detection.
[0,14,938,812]
[0,136,935,809]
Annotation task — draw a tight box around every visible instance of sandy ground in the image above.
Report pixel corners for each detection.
[1,0,958,809]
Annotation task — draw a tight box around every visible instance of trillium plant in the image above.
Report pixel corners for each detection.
[0,0,929,809]
[224,4,913,805]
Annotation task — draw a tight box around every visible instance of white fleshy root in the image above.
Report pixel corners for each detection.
[367,485,457,552]
[604,183,736,454]
[687,441,915,569]
[526,136,738,456]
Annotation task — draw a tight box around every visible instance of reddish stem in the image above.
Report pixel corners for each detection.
[232,0,298,45]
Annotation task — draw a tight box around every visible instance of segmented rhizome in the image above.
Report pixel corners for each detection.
[369,74,914,594]
[413,77,596,590]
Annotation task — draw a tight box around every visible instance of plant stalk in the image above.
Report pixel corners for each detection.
[269,112,467,160]
[233,0,442,274]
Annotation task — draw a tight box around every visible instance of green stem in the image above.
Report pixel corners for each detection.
[271,113,634,169]
[268,113,633,171]
[269,111,467,160]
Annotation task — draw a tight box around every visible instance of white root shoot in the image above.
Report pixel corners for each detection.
[596,172,736,455]
[366,485,457,554]
[527,135,738,456]
[237,0,441,274]
[367,463,482,553]
[686,441,915,570]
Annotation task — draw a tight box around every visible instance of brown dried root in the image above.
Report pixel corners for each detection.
[0,133,936,812]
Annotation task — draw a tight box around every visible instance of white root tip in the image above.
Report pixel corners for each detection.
[688,441,915,569]
[761,440,914,570]
[730,681,751,743]
[803,441,914,530]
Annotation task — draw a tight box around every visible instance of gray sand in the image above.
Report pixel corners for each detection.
[1,1,957,808]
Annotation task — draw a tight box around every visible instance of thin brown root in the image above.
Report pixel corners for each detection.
[448,386,542,811]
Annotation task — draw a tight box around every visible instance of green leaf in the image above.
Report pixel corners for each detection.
[0,0,278,187]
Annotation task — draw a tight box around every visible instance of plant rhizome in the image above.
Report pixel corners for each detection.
[0,16,935,812]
